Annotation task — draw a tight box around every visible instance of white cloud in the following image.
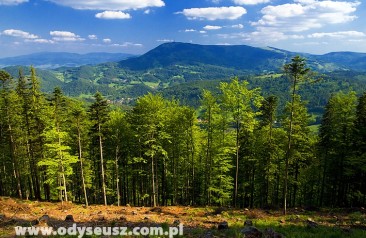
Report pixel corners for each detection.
[231,24,244,29]
[103,38,112,43]
[50,31,77,38]
[1,29,56,44]
[252,1,360,33]
[184,29,196,32]
[144,9,151,14]
[88,34,98,40]
[119,42,143,47]
[25,38,54,44]
[2,29,38,39]
[50,31,84,41]
[308,31,365,38]
[0,0,28,5]
[218,30,304,43]
[233,0,270,5]
[47,0,165,10]
[90,42,143,48]
[178,6,247,20]
[157,39,174,42]
[199,30,207,34]
[95,11,131,19]
[203,25,222,30]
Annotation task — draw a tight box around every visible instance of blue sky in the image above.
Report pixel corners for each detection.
[0,0,365,57]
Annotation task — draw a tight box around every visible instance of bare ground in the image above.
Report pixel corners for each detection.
[1,196,366,237]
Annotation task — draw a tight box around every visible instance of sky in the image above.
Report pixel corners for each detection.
[0,0,365,57]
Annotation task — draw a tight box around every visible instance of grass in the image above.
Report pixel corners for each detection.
[255,73,283,79]
[143,81,160,89]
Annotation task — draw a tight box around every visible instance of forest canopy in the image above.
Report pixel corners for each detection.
[1,57,366,213]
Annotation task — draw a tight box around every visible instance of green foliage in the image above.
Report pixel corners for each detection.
[1,60,366,220]
[38,129,78,196]
[319,91,358,206]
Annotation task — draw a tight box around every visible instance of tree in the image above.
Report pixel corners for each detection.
[220,77,262,207]
[130,93,169,207]
[201,90,220,204]
[69,100,91,206]
[0,70,23,198]
[39,87,77,202]
[350,92,366,205]
[257,96,279,207]
[38,128,78,201]
[106,109,128,206]
[163,103,199,205]
[319,91,357,206]
[282,56,311,215]
[354,92,366,155]
[89,92,110,205]
[27,67,48,200]
[201,90,234,205]
[282,95,313,207]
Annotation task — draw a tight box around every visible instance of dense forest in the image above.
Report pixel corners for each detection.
[1,56,366,215]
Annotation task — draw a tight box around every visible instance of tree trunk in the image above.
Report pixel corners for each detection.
[234,117,240,208]
[61,164,68,202]
[99,124,107,206]
[284,76,297,215]
[77,124,88,207]
[115,140,120,206]
[8,123,22,199]
[151,154,157,207]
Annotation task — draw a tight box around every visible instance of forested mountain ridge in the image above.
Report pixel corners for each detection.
[1,42,366,114]
[118,42,287,71]
[118,42,366,72]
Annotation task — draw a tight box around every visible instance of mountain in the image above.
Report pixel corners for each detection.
[119,42,288,72]
[313,52,366,71]
[118,42,366,72]
[0,52,135,69]
[2,42,366,115]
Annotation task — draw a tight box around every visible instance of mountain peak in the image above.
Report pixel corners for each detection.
[119,42,287,71]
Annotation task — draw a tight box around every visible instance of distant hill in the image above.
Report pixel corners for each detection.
[0,52,135,69]
[2,42,366,115]
[118,42,366,72]
[3,66,65,91]
[119,42,288,71]
[313,52,366,71]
